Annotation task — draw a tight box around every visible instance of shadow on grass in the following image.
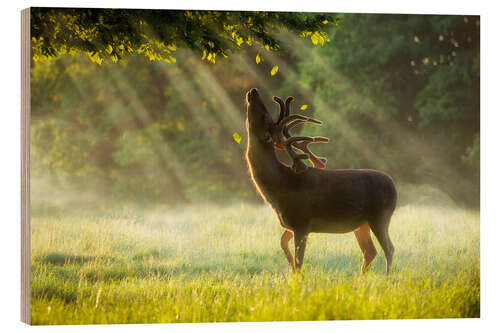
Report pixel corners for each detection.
[31,250,428,305]
[307,253,361,276]
[141,252,369,279]
[36,252,109,265]
[132,248,175,261]
[34,251,376,283]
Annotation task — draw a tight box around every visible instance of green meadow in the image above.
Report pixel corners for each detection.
[30,202,479,324]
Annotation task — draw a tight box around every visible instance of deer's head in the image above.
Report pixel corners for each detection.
[246,88,329,172]
[246,88,275,144]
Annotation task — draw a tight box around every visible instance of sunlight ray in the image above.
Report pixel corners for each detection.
[157,57,249,178]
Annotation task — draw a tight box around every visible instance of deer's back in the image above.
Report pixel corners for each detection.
[271,168,397,233]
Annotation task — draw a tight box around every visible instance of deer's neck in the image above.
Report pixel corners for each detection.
[246,134,287,200]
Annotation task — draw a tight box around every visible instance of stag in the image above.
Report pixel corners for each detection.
[245,88,397,274]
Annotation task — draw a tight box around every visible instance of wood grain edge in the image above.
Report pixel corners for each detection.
[21,7,31,325]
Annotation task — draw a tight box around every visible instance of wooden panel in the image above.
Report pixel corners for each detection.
[21,7,31,325]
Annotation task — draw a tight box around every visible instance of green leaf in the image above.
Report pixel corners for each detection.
[300,104,308,110]
[233,132,242,144]
[270,65,279,76]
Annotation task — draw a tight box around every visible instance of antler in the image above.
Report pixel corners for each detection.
[272,96,329,173]
[273,96,294,125]
[282,117,329,169]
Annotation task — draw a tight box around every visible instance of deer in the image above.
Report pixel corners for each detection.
[245,88,397,275]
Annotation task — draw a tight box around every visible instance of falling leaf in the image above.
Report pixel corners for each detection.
[300,104,308,110]
[270,65,279,76]
[233,132,242,144]
[256,53,262,64]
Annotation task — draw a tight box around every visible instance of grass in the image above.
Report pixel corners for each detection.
[30,202,480,324]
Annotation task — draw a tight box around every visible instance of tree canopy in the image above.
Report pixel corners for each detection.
[31,8,337,64]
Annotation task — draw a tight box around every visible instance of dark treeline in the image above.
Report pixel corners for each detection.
[31,13,479,207]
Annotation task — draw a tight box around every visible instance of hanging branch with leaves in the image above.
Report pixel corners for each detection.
[31,8,338,64]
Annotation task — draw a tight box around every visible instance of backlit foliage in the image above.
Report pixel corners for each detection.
[31,8,337,64]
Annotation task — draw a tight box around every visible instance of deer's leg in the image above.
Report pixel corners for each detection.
[369,216,394,275]
[280,229,295,270]
[293,229,309,272]
[354,222,377,274]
